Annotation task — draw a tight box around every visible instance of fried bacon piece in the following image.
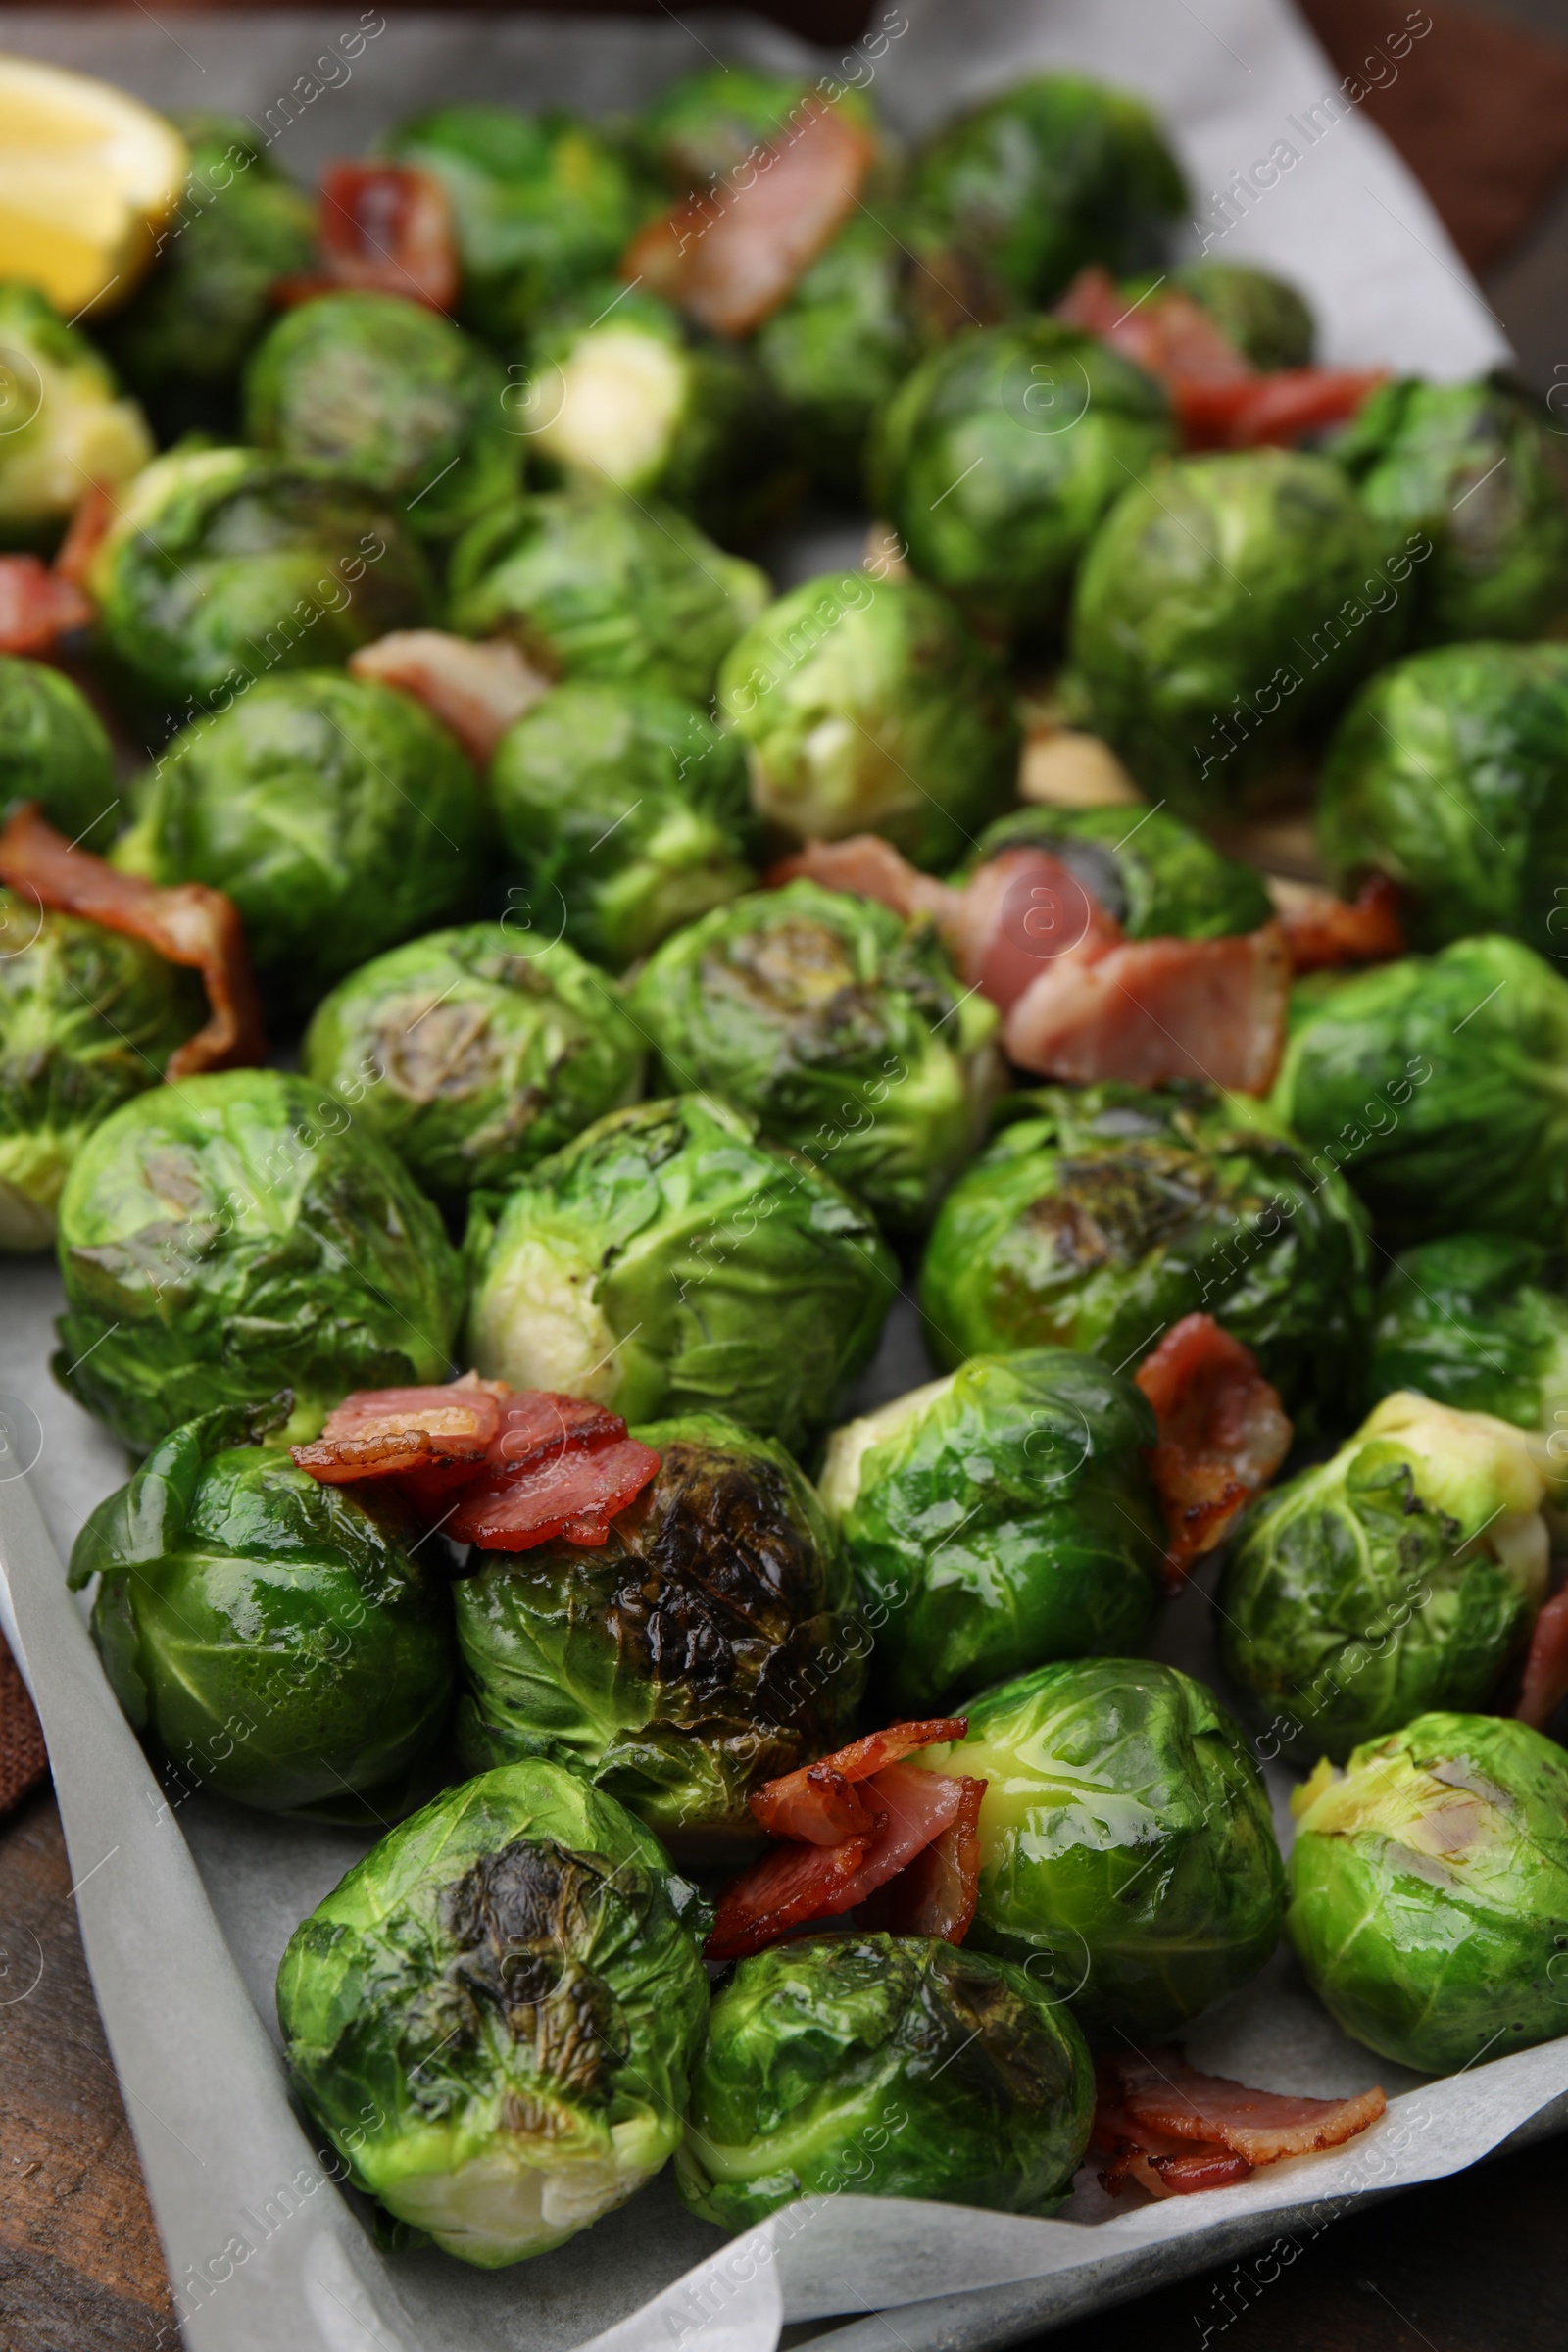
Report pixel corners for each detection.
[750,1717,968,1842]
[348,632,553,768]
[1269,873,1406,974]
[0,804,267,1076]
[291,1376,507,1483]
[624,98,873,336]
[1515,1584,1568,1731]
[0,558,93,657]
[1094,2047,1386,2199]
[54,482,117,590]
[278,163,458,312]
[766,834,954,925]
[445,1434,662,1551]
[1056,265,1250,391]
[1004,924,1291,1097]
[866,1773,986,1941]
[1135,1314,1292,1583]
[1179,368,1389,452]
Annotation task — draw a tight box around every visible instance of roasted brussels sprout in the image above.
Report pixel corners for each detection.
[456,1412,862,1856]
[920,1081,1372,1433]
[1369,1236,1568,1452]
[489,681,756,972]
[0,655,117,846]
[277,1758,710,2262]
[1219,1392,1549,1762]
[1067,449,1405,816]
[1171,260,1314,371]
[754,215,919,500]
[54,1069,462,1453]
[0,283,151,549]
[465,1094,895,1454]
[383,105,649,346]
[1333,377,1568,642]
[820,1348,1166,1710]
[913,1659,1286,2031]
[243,291,517,542]
[909,74,1187,305]
[72,1401,454,1812]
[0,892,204,1250]
[1316,642,1568,956]
[871,320,1175,640]
[448,486,768,705]
[1270,936,1568,1244]
[86,447,431,718]
[303,925,643,1208]
[115,671,488,1013]
[676,1933,1095,2229]
[957,804,1272,941]
[628,880,1001,1230]
[98,115,318,441]
[1288,1712,1568,2072]
[716,572,1018,869]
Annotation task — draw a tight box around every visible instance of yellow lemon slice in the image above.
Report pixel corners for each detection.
[0,56,187,318]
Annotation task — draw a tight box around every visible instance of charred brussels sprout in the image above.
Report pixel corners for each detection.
[958,804,1271,941]
[465,1094,895,1454]
[628,881,1001,1231]
[98,116,317,441]
[754,215,919,500]
[1333,377,1568,643]
[86,447,431,717]
[243,291,517,541]
[871,320,1174,640]
[303,926,643,1208]
[0,893,204,1250]
[1316,642,1568,956]
[0,655,116,846]
[277,1759,709,2263]
[1170,261,1314,371]
[820,1349,1166,1711]
[54,1069,461,1453]
[910,74,1186,305]
[0,283,151,549]
[383,106,648,347]
[489,682,755,972]
[1270,936,1568,1244]
[1369,1236,1568,1449]
[449,486,769,705]
[1218,1393,1549,1762]
[913,1660,1286,2031]
[1067,450,1404,816]
[716,572,1018,869]
[115,671,487,1013]
[676,1933,1095,2229]
[72,1403,454,1813]
[1288,1712,1568,2072]
[456,1412,862,1857]
[920,1082,1371,1433]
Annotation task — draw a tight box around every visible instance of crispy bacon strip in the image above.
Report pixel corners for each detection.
[1004,924,1290,1097]
[867,1775,986,1941]
[1180,368,1387,451]
[348,632,552,769]
[749,1717,967,1841]
[1135,1314,1292,1582]
[624,98,873,336]
[0,558,93,657]
[1270,874,1406,974]
[953,846,1123,1012]
[279,163,458,312]
[1094,2048,1386,2199]
[291,1378,506,1484]
[1056,265,1250,390]
[445,1434,662,1551]
[0,805,267,1077]
[766,835,954,925]
[1516,1584,1568,1730]
[54,482,117,590]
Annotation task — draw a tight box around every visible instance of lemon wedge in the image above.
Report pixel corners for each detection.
[0,56,187,318]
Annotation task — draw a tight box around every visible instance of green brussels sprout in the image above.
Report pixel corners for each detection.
[71,1401,454,1812]
[627,880,1001,1231]
[115,671,488,1014]
[716,572,1018,869]
[920,1081,1372,1433]
[97,116,318,441]
[1171,261,1315,371]
[448,486,769,705]
[1270,935,1568,1244]
[242,291,518,542]
[86,446,432,719]
[636,65,874,193]
[465,1094,895,1454]
[0,892,204,1250]
[1369,1236,1568,1454]
[754,215,919,500]
[1067,449,1405,816]
[819,1348,1166,1711]
[0,654,117,847]
[1218,1392,1550,1763]
[1316,642,1568,956]
[912,1659,1286,2032]
[0,283,152,550]
[383,105,649,347]
[276,1758,709,2262]
[54,1068,462,1454]
[676,1933,1095,2230]
[303,925,643,1208]
[455,1411,863,1857]
[957,803,1272,941]
[1333,377,1568,642]
[489,681,756,973]
[1288,1712,1568,2072]
[870,320,1175,640]
[909,74,1187,305]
